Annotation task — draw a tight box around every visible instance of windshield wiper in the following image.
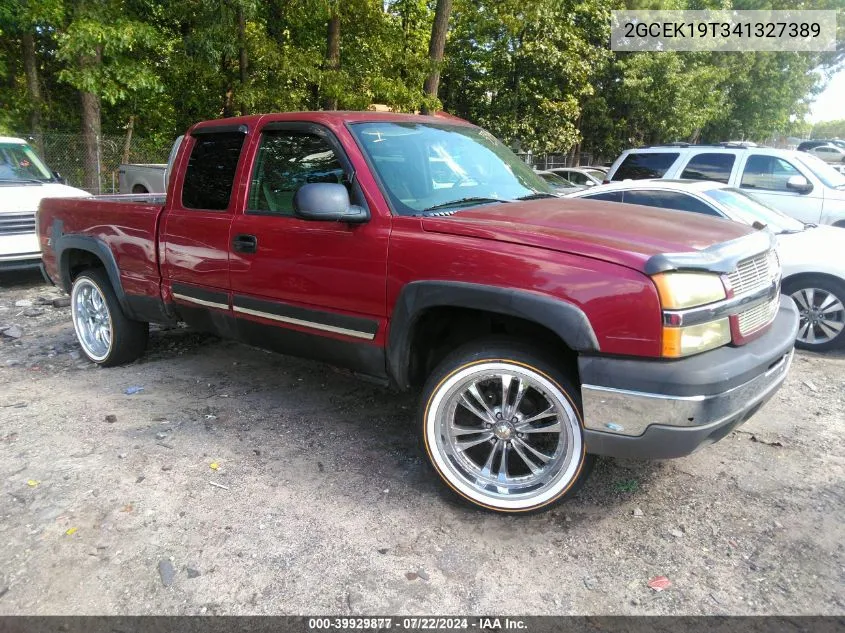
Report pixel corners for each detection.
[420,197,510,213]
[516,192,557,201]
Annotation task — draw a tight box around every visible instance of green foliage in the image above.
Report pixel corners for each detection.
[442,0,612,152]
[0,0,841,157]
[811,120,845,139]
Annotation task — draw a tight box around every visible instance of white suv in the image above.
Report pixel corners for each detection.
[0,137,89,273]
[606,144,845,227]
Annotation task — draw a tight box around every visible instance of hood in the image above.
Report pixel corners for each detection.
[421,198,754,273]
[1,182,91,214]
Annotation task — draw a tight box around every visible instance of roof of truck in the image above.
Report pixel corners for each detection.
[0,137,26,144]
[188,110,474,134]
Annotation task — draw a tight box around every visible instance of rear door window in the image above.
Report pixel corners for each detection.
[611,153,679,181]
[621,190,722,216]
[680,153,735,184]
[182,131,246,210]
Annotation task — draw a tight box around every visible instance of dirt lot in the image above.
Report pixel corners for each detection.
[0,270,843,616]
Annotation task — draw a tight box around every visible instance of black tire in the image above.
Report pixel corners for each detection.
[419,337,594,513]
[783,276,845,351]
[70,268,149,366]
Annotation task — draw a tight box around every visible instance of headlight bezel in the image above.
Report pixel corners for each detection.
[652,271,731,358]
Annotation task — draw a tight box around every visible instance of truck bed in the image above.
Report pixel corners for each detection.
[38,195,166,300]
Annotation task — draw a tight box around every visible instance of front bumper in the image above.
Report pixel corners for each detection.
[579,296,799,459]
[0,251,42,272]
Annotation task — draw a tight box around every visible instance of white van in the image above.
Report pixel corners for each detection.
[0,137,90,273]
[606,144,845,227]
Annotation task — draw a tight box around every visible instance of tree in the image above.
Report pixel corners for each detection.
[0,0,65,151]
[812,120,845,139]
[442,0,611,153]
[56,0,168,191]
[322,2,340,110]
[421,0,452,113]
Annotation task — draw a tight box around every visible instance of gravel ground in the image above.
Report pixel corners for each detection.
[0,270,843,616]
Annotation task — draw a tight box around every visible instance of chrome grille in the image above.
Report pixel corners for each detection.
[0,212,36,236]
[727,250,779,296]
[738,296,779,336]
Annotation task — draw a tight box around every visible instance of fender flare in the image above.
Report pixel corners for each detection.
[52,224,133,317]
[386,280,600,389]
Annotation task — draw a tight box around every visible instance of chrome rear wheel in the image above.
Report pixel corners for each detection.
[72,277,113,362]
[69,269,149,366]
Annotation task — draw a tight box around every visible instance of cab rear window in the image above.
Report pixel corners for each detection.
[182,131,246,211]
[612,153,679,181]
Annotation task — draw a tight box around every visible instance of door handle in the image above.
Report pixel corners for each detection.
[232,234,258,253]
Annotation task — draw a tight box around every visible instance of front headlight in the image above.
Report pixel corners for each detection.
[662,318,731,358]
[652,272,726,309]
[652,272,731,357]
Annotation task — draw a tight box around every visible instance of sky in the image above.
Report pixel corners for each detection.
[808,68,845,123]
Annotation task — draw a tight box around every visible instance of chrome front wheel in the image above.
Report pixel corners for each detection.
[72,276,113,362]
[422,344,589,512]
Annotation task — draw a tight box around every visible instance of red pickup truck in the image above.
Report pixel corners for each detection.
[38,112,798,513]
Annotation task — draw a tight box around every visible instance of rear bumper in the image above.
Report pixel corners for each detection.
[579,296,799,459]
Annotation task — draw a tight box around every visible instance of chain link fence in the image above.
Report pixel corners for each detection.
[15,132,172,194]
[516,152,600,171]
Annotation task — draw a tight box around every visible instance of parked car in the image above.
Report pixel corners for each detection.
[118,136,183,194]
[0,136,89,273]
[568,178,845,350]
[797,139,845,152]
[606,144,845,227]
[38,111,797,513]
[805,144,845,165]
[534,170,584,194]
[548,167,603,187]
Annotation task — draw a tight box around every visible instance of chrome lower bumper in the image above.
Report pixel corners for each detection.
[581,349,793,437]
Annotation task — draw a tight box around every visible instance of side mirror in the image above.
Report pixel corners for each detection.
[786,175,812,194]
[585,181,595,186]
[293,183,369,224]
[53,171,67,185]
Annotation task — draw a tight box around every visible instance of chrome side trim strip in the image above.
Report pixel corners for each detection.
[172,293,229,311]
[232,305,376,340]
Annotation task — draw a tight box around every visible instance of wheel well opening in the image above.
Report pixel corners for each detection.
[406,306,578,388]
[783,271,845,294]
[64,249,106,285]
[833,220,845,229]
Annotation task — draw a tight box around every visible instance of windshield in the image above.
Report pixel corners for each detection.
[0,142,53,182]
[704,187,805,233]
[793,152,845,188]
[349,122,551,215]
